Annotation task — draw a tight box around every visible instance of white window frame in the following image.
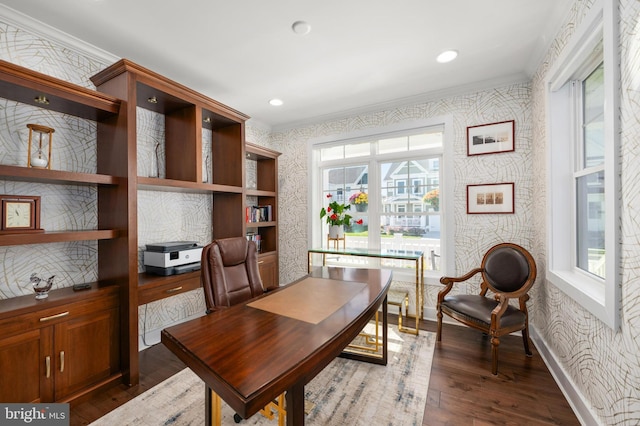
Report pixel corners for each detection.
[546,0,620,329]
[307,117,455,283]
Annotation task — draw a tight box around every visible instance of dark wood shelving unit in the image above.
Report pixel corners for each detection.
[91,58,251,386]
[0,57,267,403]
[245,143,280,290]
[0,59,125,404]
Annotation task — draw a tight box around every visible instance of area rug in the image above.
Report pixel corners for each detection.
[91,327,434,425]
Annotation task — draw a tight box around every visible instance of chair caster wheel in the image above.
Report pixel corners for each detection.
[234,413,243,423]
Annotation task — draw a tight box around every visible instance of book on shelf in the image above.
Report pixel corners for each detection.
[245,205,273,223]
[246,232,262,252]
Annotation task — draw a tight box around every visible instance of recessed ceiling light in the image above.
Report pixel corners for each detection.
[436,50,458,63]
[292,21,311,35]
[269,98,283,106]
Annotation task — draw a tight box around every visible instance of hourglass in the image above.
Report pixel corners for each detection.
[27,123,54,169]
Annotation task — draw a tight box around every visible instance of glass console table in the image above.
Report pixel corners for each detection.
[307,247,424,335]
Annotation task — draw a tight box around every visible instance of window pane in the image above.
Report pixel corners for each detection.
[576,170,605,278]
[380,157,441,270]
[409,132,443,150]
[380,214,441,270]
[379,136,407,154]
[345,142,370,158]
[320,145,343,161]
[322,165,369,254]
[583,62,605,168]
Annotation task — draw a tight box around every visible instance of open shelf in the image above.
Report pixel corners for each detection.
[0,59,120,120]
[137,176,243,194]
[0,164,119,185]
[0,229,120,246]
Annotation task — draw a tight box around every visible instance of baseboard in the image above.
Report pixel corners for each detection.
[530,326,600,426]
[138,311,205,351]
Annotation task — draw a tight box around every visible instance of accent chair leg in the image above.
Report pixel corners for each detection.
[522,324,533,356]
[436,307,443,341]
[491,336,500,375]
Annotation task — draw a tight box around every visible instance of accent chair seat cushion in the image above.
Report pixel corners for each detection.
[441,294,526,329]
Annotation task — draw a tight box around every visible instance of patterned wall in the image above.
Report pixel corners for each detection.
[529,0,640,424]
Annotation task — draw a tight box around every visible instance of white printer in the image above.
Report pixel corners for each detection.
[143,241,203,276]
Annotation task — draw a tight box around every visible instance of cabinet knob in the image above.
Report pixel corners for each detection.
[166,286,183,294]
[45,356,51,378]
[60,351,65,373]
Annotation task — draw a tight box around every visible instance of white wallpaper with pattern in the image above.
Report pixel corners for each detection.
[529,0,640,424]
[1,1,638,422]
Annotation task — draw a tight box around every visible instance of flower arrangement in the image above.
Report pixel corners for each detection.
[320,194,353,226]
[349,191,368,205]
[422,188,439,210]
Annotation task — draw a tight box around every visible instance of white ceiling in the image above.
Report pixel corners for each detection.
[1,0,571,130]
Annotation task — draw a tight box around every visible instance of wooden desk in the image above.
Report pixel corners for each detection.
[161,267,391,426]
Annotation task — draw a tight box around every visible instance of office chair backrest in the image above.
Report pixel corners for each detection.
[202,237,264,312]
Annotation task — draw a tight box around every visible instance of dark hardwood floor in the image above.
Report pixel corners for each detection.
[71,318,580,425]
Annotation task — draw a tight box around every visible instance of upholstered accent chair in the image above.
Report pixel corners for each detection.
[201,237,285,425]
[436,243,537,375]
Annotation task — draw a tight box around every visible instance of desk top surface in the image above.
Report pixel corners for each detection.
[160,267,392,418]
[308,247,424,260]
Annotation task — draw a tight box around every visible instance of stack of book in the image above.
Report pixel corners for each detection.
[246,233,262,252]
[246,205,273,223]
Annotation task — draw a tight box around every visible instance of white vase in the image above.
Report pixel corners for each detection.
[328,225,344,239]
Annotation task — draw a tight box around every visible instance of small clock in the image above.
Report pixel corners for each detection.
[0,195,43,234]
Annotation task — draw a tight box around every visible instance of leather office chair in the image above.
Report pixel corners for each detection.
[201,237,285,425]
[436,242,537,375]
[202,236,265,312]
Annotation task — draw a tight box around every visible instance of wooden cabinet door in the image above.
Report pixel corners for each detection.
[258,253,278,290]
[0,328,52,402]
[53,307,119,400]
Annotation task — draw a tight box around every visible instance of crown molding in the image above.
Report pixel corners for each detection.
[271,73,530,133]
[525,0,575,76]
[0,4,118,65]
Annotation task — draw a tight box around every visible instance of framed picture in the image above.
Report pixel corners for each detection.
[467,183,514,214]
[467,120,514,156]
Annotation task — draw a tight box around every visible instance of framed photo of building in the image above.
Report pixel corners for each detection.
[467,183,514,214]
[467,120,515,156]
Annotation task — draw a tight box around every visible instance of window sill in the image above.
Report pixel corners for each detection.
[547,268,613,327]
